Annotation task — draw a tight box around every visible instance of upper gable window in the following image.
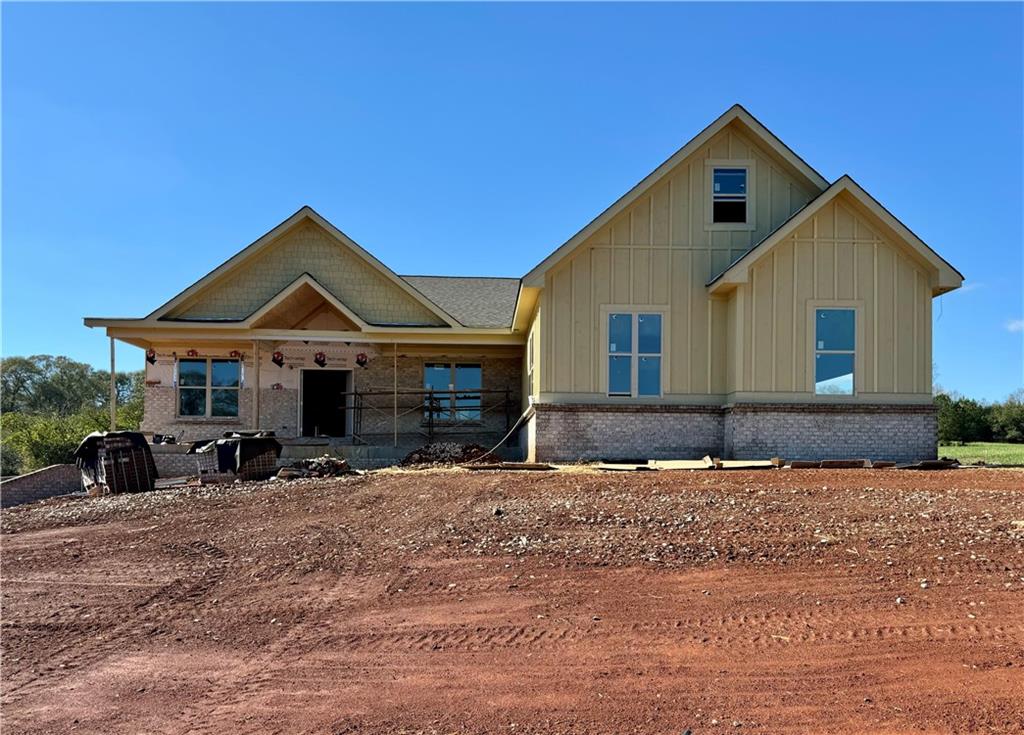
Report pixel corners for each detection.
[705,160,755,231]
[713,168,747,223]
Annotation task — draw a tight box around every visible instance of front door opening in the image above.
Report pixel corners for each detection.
[301,370,350,437]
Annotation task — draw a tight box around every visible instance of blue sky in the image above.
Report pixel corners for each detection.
[2,2,1021,400]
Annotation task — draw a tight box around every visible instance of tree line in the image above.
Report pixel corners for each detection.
[1,355,144,475]
[935,389,1024,445]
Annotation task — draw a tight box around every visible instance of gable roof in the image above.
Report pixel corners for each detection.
[522,104,829,287]
[401,275,520,328]
[242,273,369,330]
[148,206,460,327]
[706,175,964,295]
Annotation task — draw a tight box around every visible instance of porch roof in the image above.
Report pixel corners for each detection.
[401,275,520,328]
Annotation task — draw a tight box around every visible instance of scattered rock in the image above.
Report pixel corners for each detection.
[277,455,354,479]
[402,442,489,466]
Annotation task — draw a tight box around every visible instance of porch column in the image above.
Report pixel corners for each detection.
[109,337,117,431]
[252,340,261,431]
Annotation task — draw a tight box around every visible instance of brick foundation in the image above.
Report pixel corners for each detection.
[530,404,724,462]
[530,402,937,464]
[725,403,937,464]
[1,465,82,508]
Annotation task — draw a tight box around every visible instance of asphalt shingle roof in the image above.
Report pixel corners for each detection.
[401,275,520,329]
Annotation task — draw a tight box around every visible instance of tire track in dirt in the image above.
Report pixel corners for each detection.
[318,614,1022,655]
[2,540,229,704]
[168,574,383,735]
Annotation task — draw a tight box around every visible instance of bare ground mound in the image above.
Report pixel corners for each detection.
[2,467,1023,734]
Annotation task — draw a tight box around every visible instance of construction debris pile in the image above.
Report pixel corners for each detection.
[275,455,356,480]
[187,433,282,482]
[401,442,489,466]
[74,431,159,496]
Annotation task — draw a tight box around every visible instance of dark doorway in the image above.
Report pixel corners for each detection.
[301,370,350,437]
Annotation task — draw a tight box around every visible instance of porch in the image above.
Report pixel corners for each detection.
[125,338,524,452]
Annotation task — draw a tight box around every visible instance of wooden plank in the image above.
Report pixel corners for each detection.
[819,459,870,469]
[462,462,555,471]
[648,459,710,471]
[897,459,959,471]
[595,463,657,472]
[719,460,775,470]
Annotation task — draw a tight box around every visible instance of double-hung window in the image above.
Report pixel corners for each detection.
[423,362,482,421]
[608,313,662,397]
[706,160,755,230]
[178,358,241,417]
[814,309,855,395]
[712,167,748,224]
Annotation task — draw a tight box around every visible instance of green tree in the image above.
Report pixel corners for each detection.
[115,371,146,430]
[935,392,991,444]
[0,356,44,414]
[1,355,146,475]
[0,355,107,416]
[0,410,108,472]
[990,389,1024,443]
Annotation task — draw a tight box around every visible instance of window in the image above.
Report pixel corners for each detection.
[712,167,747,224]
[423,362,482,421]
[814,309,855,395]
[607,313,662,397]
[178,358,240,417]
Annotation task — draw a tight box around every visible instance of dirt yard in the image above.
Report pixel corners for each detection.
[2,467,1022,734]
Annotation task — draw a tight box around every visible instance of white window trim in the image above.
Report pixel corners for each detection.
[704,158,756,232]
[600,306,668,398]
[176,357,241,418]
[805,300,864,398]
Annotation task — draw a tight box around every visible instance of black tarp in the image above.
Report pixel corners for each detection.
[187,433,282,474]
[73,431,152,471]
[74,431,158,494]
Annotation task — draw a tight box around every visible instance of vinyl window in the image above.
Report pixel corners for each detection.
[607,313,662,397]
[814,309,855,395]
[423,362,482,421]
[178,358,240,417]
[712,167,748,224]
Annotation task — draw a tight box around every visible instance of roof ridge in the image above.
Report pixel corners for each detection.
[401,274,520,281]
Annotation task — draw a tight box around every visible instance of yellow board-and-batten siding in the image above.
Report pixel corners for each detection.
[539,121,822,399]
[734,196,932,398]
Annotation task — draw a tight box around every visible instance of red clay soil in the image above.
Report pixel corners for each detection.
[2,468,1023,734]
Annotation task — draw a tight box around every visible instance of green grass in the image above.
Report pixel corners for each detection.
[938,442,1024,465]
